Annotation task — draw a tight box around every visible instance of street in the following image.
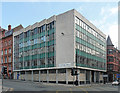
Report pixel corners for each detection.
[1,79,120,93]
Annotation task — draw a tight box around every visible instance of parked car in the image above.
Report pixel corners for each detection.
[112,80,119,85]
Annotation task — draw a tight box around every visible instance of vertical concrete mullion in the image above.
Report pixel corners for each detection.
[47,70,49,83]
[85,70,86,84]
[99,72,100,83]
[32,71,33,82]
[66,69,68,84]
[94,71,96,83]
[90,71,91,84]
[56,69,58,84]
[39,70,41,82]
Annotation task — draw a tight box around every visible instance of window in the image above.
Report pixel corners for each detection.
[50,22,54,29]
[47,24,50,31]
[31,30,34,36]
[77,31,79,37]
[80,69,85,73]
[34,28,38,34]
[1,50,3,55]
[48,58,54,65]
[5,56,7,63]
[58,69,66,73]
[8,56,11,62]
[34,60,37,66]
[81,21,84,28]
[41,70,47,74]
[43,25,45,31]
[34,39,38,44]
[5,49,7,54]
[5,42,7,46]
[8,40,11,45]
[1,57,3,63]
[9,48,11,53]
[75,17,79,25]
[38,27,41,33]
[107,64,113,70]
[27,31,30,37]
[48,46,54,52]
[107,49,113,54]
[49,69,56,73]
[107,56,114,62]
[80,20,82,27]
[76,43,79,49]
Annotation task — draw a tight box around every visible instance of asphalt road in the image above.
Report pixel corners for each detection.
[2,79,120,93]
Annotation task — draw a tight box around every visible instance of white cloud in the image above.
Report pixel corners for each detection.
[110,7,118,15]
[108,23,118,47]
[90,5,118,47]
[100,7,105,15]
[100,5,118,17]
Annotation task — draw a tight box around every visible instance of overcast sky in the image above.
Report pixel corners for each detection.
[1,1,118,47]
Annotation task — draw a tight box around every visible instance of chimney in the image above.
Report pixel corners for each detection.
[8,25,11,30]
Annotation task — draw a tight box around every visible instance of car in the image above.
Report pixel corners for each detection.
[112,80,119,85]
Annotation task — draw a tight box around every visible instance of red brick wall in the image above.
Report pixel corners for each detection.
[1,35,13,78]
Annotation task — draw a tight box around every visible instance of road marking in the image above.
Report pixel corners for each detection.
[56,90,58,93]
[78,87,88,93]
[9,88,14,91]
[69,88,72,93]
[79,86,91,88]
[95,87,108,91]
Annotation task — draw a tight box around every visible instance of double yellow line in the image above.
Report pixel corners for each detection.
[56,88,73,93]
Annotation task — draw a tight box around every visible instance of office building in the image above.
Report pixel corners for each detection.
[13,9,106,84]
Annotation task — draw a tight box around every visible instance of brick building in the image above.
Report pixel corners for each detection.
[0,25,23,78]
[0,27,6,74]
[107,36,120,82]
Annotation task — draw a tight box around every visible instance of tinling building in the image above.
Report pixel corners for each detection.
[13,9,106,84]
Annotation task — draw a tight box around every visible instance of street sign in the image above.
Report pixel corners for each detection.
[103,75,108,77]
[116,74,120,78]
